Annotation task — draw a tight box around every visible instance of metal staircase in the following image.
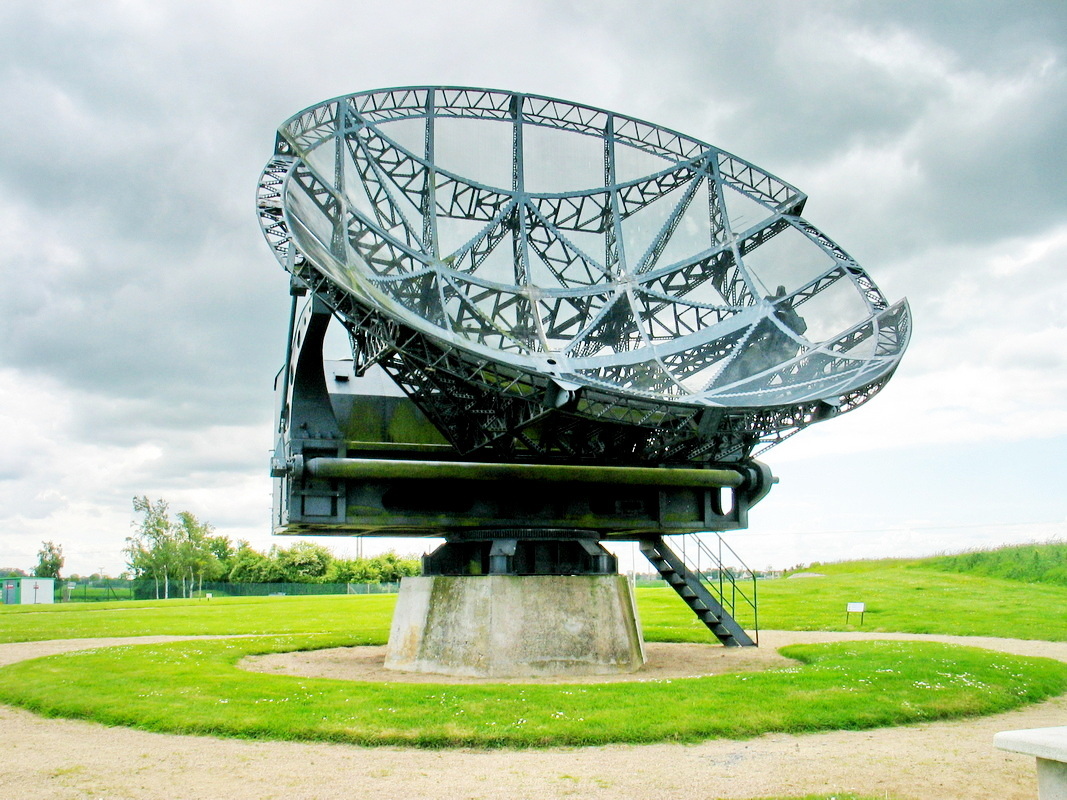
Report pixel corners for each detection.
[640,534,758,647]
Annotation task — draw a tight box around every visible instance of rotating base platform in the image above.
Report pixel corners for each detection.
[385,575,645,678]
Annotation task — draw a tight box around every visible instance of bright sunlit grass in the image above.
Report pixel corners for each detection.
[0,634,1061,748]
[2,559,1065,645]
[640,564,1067,642]
[0,593,397,643]
[924,542,1067,587]
[0,554,1064,747]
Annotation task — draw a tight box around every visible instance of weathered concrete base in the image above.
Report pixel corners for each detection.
[385,574,646,678]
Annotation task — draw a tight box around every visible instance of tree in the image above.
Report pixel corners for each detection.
[174,511,222,597]
[228,541,285,583]
[206,534,235,576]
[322,551,422,584]
[274,541,333,583]
[373,551,421,583]
[125,497,176,599]
[326,557,382,584]
[34,541,64,578]
[124,498,239,597]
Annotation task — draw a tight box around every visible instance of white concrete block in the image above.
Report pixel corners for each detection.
[995,727,1067,800]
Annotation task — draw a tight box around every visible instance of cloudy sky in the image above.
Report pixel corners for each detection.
[1,0,1064,576]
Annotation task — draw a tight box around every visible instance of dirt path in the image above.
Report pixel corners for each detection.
[1,631,1063,799]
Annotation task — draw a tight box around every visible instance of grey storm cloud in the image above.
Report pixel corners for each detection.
[542,1,1067,257]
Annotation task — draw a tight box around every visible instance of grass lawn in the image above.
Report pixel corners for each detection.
[642,562,1067,643]
[2,560,1064,645]
[0,554,1064,748]
[0,634,1061,747]
[0,593,397,643]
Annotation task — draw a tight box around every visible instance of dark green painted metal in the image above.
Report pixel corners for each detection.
[640,536,757,647]
[305,456,746,489]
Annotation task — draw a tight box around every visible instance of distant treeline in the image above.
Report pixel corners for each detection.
[926,542,1067,587]
[124,496,420,599]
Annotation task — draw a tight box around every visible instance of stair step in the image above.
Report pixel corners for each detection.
[641,536,756,648]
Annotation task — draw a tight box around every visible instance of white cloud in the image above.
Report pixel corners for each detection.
[767,223,1067,464]
[0,367,276,574]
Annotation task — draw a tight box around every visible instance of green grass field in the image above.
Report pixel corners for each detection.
[0,548,1064,749]
[0,629,1062,748]
[924,541,1067,587]
[0,593,398,643]
[3,554,1064,645]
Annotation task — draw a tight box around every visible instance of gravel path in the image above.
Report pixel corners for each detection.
[1,631,1063,799]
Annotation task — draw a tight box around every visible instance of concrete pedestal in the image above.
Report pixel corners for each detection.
[385,574,646,678]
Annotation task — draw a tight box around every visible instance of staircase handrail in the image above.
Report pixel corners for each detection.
[673,532,759,645]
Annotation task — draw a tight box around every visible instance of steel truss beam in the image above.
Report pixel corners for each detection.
[260,87,910,466]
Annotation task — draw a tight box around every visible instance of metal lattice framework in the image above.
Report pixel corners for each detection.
[258,87,910,464]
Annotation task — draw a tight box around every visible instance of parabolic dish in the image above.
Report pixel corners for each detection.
[258,87,910,464]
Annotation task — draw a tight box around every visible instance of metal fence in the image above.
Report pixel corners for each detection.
[56,580,400,602]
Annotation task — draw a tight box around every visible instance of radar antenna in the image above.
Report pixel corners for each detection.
[258,87,910,676]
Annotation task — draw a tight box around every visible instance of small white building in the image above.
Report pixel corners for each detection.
[1,577,55,604]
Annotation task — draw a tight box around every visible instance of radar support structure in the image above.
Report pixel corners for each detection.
[259,87,909,677]
[271,293,770,673]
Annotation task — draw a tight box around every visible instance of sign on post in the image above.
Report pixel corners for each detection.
[846,602,866,625]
